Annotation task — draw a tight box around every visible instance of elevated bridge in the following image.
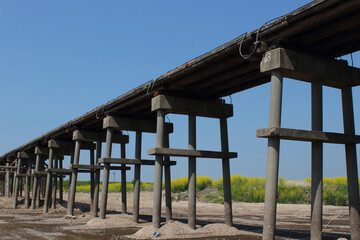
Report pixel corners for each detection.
[1,1,360,239]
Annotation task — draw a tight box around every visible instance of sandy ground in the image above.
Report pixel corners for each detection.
[0,191,352,239]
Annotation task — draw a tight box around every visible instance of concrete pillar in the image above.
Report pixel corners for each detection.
[68,151,74,204]
[311,80,323,239]
[59,159,63,204]
[25,160,31,208]
[20,176,23,197]
[32,154,41,209]
[92,141,101,217]
[164,132,172,221]
[52,158,59,209]
[133,131,142,222]
[188,114,197,229]
[263,71,283,240]
[100,128,113,219]
[37,157,44,208]
[36,179,41,208]
[67,140,81,216]
[153,109,165,228]
[1,179,4,196]
[5,162,10,197]
[12,170,16,198]
[90,148,95,215]
[44,148,54,213]
[341,86,360,239]
[121,142,127,214]
[13,158,21,209]
[220,117,233,226]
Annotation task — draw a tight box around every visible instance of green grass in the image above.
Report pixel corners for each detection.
[59,175,358,206]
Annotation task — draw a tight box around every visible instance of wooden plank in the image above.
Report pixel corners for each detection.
[148,148,237,159]
[33,171,47,175]
[260,48,360,88]
[72,130,129,143]
[69,164,102,170]
[99,158,176,166]
[151,95,233,118]
[48,140,96,150]
[103,116,173,133]
[256,127,360,144]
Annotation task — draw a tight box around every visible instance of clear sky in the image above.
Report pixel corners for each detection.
[1,1,359,182]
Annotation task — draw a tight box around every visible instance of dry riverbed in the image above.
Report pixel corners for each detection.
[0,191,351,239]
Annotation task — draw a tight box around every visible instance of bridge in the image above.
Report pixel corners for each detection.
[1,1,360,239]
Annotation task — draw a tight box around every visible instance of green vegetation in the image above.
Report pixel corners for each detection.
[306,177,350,206]
[167,176,213,193]
[61,180,154,193]
[61,175,359,206]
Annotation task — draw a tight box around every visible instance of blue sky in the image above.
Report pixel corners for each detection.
[1,1,359,182]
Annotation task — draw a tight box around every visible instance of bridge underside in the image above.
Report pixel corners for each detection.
[1,1,360,239]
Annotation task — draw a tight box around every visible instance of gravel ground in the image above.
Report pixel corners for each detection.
[0,192,352,239]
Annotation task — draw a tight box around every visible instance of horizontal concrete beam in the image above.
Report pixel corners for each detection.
[148,148,237,159]
[72,130,129,143]
[46,168,72,174]
[256,127,360,144]
[103,116,173,133]
[260,48,360,88]
[0,166,17,169]
[17,151,33,159]
[17,173,34,177]
[99,157,176,166]
[69,164,102,170]
[107,166,131,171]
[48,140,96,150]
[152,95,233,118]
[33,170,47,175]
[35,147,49,156]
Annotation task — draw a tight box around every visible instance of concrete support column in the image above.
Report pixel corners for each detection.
[59,159,63,205]
[44,148,54,213]
[25,159,31,208]
[220,117,233,226]
[188,114,197,229]
[13,158,21,209]
[153,109,165,228]
[31,154,41,209]
[12,169,16,198]
[5,162,10,197]
[68,151,74,204]
[92,141,102,217]
[37,157,44,208]
[51,158,58,209]
[20,177,23,197]
[263,71,283,240]
[164,132,172,221]
[133,131,142,222]
[90,148,95,215]
[1,180,4,196]
[100,128,113,219]
[18,176,24,197]
[121,142,127,214]
[341,86,360,239]
[67,140,81,216]
[311,80,323,240]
